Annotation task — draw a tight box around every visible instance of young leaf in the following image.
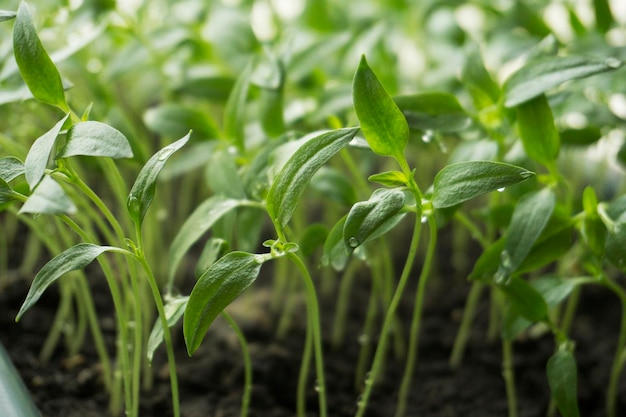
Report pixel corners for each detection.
[593,0,613,33]
[24,114,69,190]
[168,196,249,282]
[469,237,505,282]
[497,276,548,323]
[18,175,76,215]
[195,238,230,278]
[432,161,535,208]
[16,244,119,320]
[0,179,16,205]
[560,126,602,146]
[0,156,25,183]
[13,2,67,110]
[368,171,408,188]
[147,296,188,363]
[606,215,626,270]
[58,121,133,159]
[321,215,349,271]
[547,346,581,417]
[184,251,264,355]
[128,133,190,226]
[205,149,246,199]
[0,11,16,22]
[343,188,406,250]
[504,56,623,107]
[311,167,358,207]
[495,189,555,283]
[353,55,408,162]
[266,127,359,229]
[516,94,560,167]
[460,47,501,110]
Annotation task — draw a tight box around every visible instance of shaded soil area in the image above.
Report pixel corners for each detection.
[1,233,625,417]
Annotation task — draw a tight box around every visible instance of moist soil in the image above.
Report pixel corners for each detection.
[1,245,625,417]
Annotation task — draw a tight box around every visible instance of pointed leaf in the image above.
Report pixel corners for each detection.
[343,188,406,250]
[13,2,67,110]
[16,244,118,320]
[547,347,581,417]
[593,0,613,33]
[19,175,76,215]
[0,157,24,183]
[266,127,359,229]
[224,61,252,149]
[517,94,560,166]
[460,47,501,110]
[59,121,133,159]
[368,171,408,188]
[184,251,263,355]
[495,189,555,283]
[168,196,248,282]
[24,114,69,189]
[504,56,623,107]
[128,133,190,226]
[432,161,535,208]
[394,93,470,133]
[147,296,188,362]
[353,55,408,161]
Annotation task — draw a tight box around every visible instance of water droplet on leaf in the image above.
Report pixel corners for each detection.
[497,187,505,192]
[421,130,434,143]
[421,216,427,223]
[348,237,359,248]
[605,57,622,69]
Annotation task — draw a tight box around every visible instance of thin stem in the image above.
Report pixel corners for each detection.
[221,311,252,417]
[355,210,422,417]
[297,316,313,417]
[395,214,437,417]
[287,252,327,417]
[502,339,518,417]
[607,298,626,417]
[450,282,485,369]
[332,259,359,348]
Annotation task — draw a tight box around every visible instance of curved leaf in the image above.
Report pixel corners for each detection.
[353,55,408,161]
[517,94,560,166]
[266,127,359,229]
[59,121,133,159]
[394,93,470,133]
[495,188,555,283]
[504,56,622,107]
[13,2,67,110]
[0,11,16,22]
[321,215,349,271]
[432,161,535,208]
[147,295,188,363]
[497,276,548,323]
[127,132,190,226]
[0,156,25,183]
[343,188,406,250]
[18,175,75,215]
[16,244,118,320]
[24,114,69,189]
[184,251,264,355]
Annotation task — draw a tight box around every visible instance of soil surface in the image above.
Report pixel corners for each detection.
[1,242,626,417]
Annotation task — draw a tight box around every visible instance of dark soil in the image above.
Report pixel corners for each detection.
[1,244,626,417]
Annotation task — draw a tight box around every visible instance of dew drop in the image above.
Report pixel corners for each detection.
[497,187,505,192]
[348,237,360,248]
[605,57,622,69]
[357,334,369,345]
[158,148,175,161]
[421,130,434,143]
[364,372,372,386]
[356,395,364,408]
[421,215,428,223]
[314,379,320,392]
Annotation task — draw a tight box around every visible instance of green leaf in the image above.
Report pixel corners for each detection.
[0,179,16,205]
[343,188,406,250]
[497,276,548,323]
[195,238,230,279]
[531,276,590,307]
[353,55,408,162]
[432,161,535,209]
[321,215,349,271]
[128,133,190,226]
[24,114,69,190]
[495,189,555,283]
[59,121,133,159]
[224,61,252,149]
[0,157,25,183]
[168,196,248,282]
[560,126,602,146]
[606,215,626,270]
[517,221,572,274]
[19,175,76,215]
[184,251,263,355]
[205,149,246,199]
[517,94,560,167]
[0,11,16,22]
[299,224,328,257]
[460,46,501,109]
[13,2,67,110]
[469,237,505,283]
[144,104,218,140]
[266,127,359,229]
[147,295,188,363]
[368,171,408,188]
[547,346,581,417]
[593,0,613,33]
[16,244,118,320]
[394,93,470,133]
[504,56,623,107]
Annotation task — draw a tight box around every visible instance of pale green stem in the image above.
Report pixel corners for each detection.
[354,210,422,417]
[502,339,518,417]
[331,259,359,348]
[450,282,485,369]
[297,316,313,417]
[395,214,437,417]
[222,311,252,417]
